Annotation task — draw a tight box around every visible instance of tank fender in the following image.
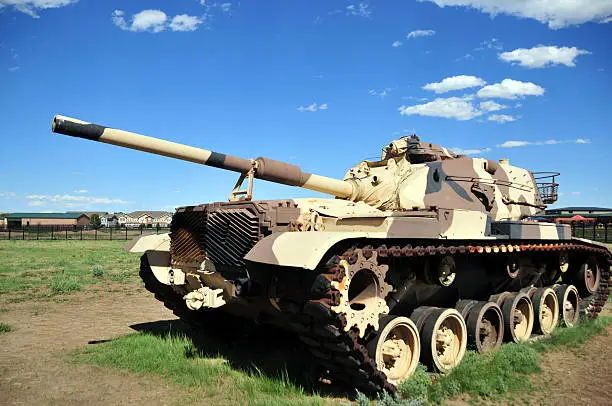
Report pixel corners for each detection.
[125,233,175,285]
[244,231,369,270]
[125,233,170,253]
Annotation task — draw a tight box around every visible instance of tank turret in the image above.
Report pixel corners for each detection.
[53,115,549,220]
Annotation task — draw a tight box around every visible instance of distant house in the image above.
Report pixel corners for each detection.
[118,211,172,228]
[543,207,612,223]
[100,214,119,228]
[5,213,90,228]
[0,215,6,229]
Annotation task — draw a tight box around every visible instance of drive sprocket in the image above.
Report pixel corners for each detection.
[331,249,393,337]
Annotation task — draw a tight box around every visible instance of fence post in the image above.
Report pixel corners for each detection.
[110,227,113,241]
[51,226,54,240]
[80,228,83,240]
[8,228,10,240]
[125,228,128,240]
[606,223,609,243]
[66,229,68,240]
[593,222,597,241]
[22,228,25,240]
[156,224,159,234]
[95,229,97,240]
[37,226,39,240]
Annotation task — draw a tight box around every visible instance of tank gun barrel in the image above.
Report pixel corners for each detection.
[52,115,355,199]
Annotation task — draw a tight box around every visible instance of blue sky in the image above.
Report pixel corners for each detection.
[1,0,611,213]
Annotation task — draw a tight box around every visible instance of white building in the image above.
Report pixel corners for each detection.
[118,211,172,228]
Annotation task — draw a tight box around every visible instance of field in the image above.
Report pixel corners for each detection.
[0,241,611,405]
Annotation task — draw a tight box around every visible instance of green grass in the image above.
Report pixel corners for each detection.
[0,240,140,296]
[73,331,329,405]
[48,274,81,294]
[0,322,14,333]
[531,316,612,352]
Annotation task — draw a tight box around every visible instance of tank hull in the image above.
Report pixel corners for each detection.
[134,198,611,393]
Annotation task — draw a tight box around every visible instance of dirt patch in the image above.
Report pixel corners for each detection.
[0,285,183,405]
[528,326,612,406]
[2,284,612,405]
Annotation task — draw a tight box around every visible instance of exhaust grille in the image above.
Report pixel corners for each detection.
[170,200,298,269]
[170,209,207,266]
[206,208,261,267]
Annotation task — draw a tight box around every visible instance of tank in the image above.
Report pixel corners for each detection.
[52,115,611,393]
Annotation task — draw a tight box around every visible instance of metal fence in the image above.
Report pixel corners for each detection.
[0,225,170,241]
[0,222,609,243]
[570,222,611,243]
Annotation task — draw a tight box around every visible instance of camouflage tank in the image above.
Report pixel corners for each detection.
[52,115,610,392]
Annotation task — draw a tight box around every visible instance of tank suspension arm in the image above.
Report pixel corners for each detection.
[52,115,355,199]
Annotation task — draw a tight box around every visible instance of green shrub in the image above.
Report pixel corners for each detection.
[0,322,14,333]
[48,275,81,294]
[397,364,431,401]
[92,266,105,277]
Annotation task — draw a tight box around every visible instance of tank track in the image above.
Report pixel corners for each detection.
[138,241,611,395]
[295,240,611,394]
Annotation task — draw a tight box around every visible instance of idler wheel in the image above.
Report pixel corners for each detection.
[531,287,559,335]
[499,293,534,342]
[553,284,580,327]
[577,256,601,296]
[459,301,504,353]
[411,307,467,373]
[367,315,421,385]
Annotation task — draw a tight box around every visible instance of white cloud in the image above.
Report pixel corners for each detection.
[0,191,16,197]
[407,29,436,39]
[392,40,403,48]
[477,79,545,99]
[603,16,612,23]
[8,66,20,72]
[455,53,474,61]
[498,140,531,148]
[0,0,77,18]
[488,114,516,123]
[28,200,45,207]
[345,3,372,17]
[169,14,203,32]
[25,194,131,204]
[112,9,202,33]
[571,191,581,196]
[73,189,88,193]
[369,88,392,98]
[220,2,232,13]
[423,75,486,93]
[399,96,483,121]
[131,9,167,32]
[418,0,612,29]
[297,103,328,112]
[475,38,503,51]
[451,147,493,155]
[499,46,591,68]
[479,100,508,112]
[497,139,591,148]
